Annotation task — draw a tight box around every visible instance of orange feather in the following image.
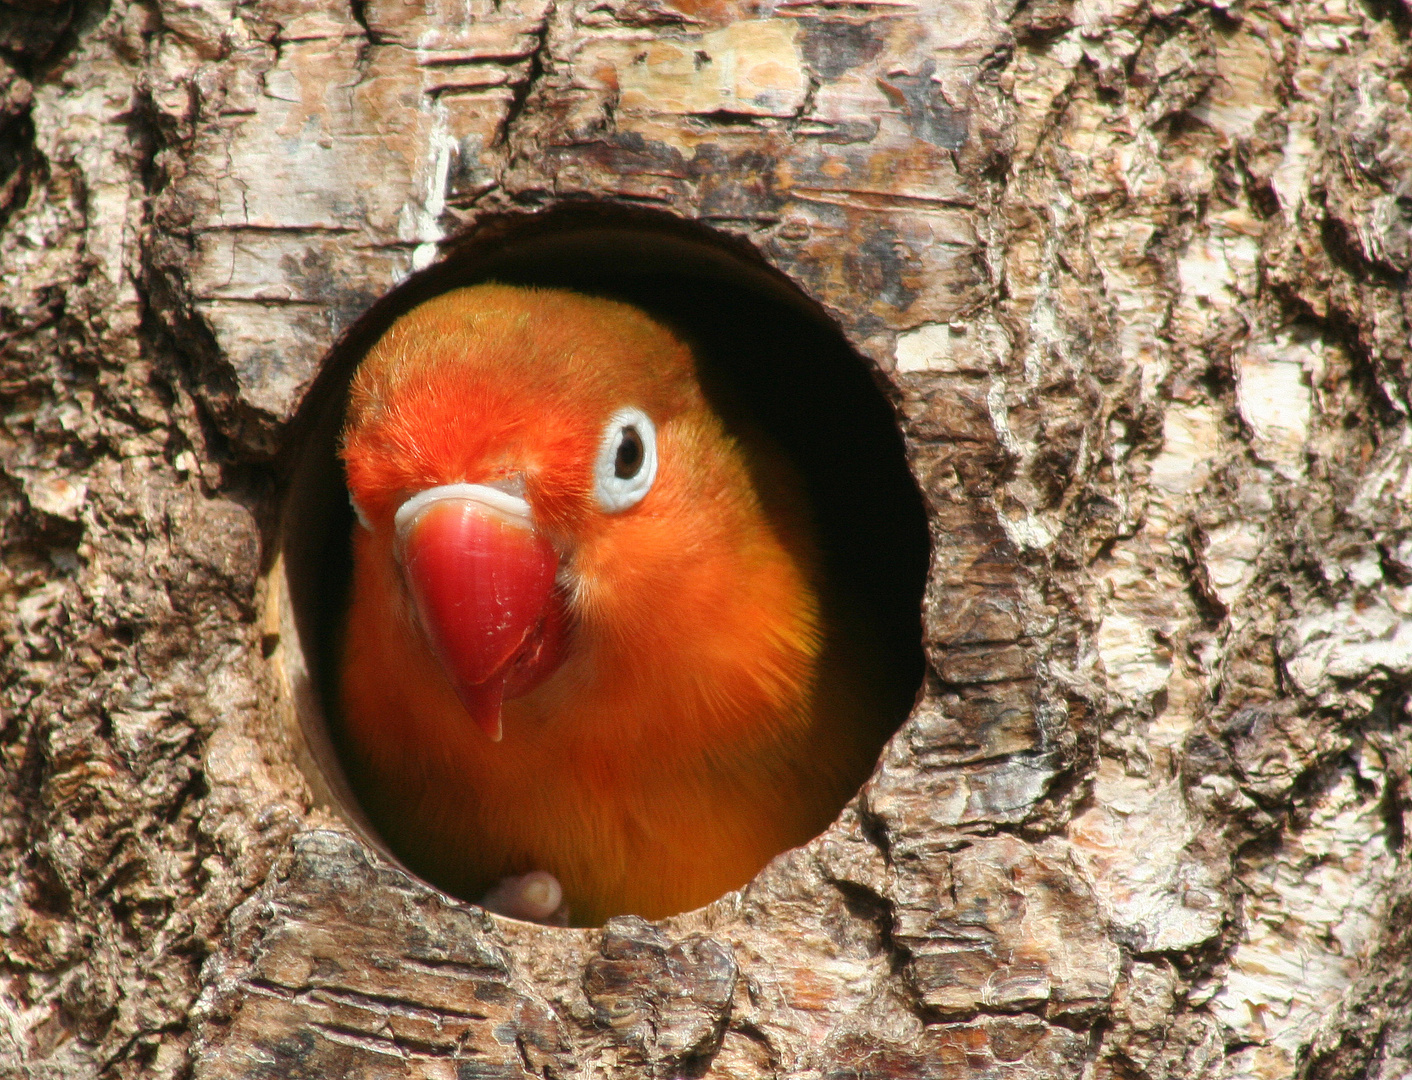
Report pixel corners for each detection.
[338,284,886,926]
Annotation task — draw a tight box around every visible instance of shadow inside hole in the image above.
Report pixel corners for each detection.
[276,205,931,919]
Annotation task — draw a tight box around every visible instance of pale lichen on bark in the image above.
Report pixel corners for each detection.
[1,0,1410,1077]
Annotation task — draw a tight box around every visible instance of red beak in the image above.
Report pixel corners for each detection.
[396,486,567,741]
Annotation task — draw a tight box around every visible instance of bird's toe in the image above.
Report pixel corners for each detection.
[479,870,568,924]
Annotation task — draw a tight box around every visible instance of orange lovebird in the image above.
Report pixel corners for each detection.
[338,284,891,926]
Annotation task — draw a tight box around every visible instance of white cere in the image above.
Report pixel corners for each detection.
[593,407,657,513]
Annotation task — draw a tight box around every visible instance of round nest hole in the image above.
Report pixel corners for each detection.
[270,205,930,925]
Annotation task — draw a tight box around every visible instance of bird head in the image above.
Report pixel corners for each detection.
[340,284,703,743]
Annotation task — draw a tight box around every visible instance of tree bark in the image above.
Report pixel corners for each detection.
[2,0,1411,1078]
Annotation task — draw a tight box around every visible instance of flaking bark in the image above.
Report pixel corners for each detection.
[1,0,1411,1077]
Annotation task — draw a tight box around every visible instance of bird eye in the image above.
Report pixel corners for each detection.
[614,427,644,479]
[595,407,657,512]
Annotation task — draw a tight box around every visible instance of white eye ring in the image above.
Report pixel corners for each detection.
[594,407,657,513]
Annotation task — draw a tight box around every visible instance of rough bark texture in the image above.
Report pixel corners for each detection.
[2,0,1411,1078]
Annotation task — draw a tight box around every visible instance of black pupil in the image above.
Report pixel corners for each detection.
[614,427,644,479]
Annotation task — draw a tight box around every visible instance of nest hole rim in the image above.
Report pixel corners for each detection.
[270,202,931,928]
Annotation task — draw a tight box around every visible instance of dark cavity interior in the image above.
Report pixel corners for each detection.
[277,205,931,914]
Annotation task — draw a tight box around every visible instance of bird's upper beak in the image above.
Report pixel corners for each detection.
[394,483,567,742]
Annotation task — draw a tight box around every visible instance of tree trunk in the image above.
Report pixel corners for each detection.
[2,0,1410,1077]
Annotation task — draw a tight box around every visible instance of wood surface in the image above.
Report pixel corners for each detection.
[1,0,1411,1077]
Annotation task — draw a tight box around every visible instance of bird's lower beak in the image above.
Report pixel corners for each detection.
[395,484,566,742]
